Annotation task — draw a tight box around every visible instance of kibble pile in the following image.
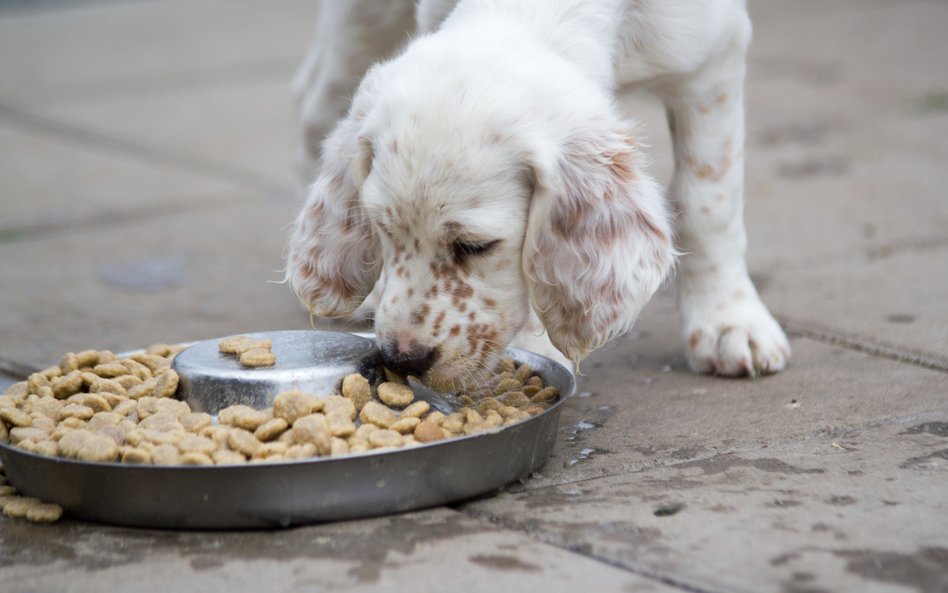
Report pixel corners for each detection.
[0,342,559,523]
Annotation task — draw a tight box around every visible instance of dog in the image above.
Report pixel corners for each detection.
[285,0,791,391]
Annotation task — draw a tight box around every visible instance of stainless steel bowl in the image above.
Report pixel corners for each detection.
[0,333,574,529]
[173,330,381,414]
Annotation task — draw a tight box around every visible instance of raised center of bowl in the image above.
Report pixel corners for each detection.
[171,330,381,414]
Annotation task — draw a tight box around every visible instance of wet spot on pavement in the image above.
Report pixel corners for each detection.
[901,423,948,438]
[827,495,857,506]
[468,554,540,572]
[835,546,948,593]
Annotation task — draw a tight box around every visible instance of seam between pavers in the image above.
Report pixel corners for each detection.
[0,191,262,242]
[780,318,948,373]
[2,56,300,106]
[0,102,291,198]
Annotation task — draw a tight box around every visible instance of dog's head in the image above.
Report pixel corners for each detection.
[286,34,674,390]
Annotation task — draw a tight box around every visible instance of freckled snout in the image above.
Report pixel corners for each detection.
[380,341,439,377]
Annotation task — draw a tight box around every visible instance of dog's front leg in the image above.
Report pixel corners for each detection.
[661,25,790,376]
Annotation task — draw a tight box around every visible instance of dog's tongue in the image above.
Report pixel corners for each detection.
[406,376,460,415]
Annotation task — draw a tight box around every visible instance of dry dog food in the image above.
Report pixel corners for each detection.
[0,341,559,521]
[218,336,276,368]
[0,462,62,523]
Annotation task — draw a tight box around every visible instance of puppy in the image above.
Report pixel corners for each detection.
[286,0,791,391]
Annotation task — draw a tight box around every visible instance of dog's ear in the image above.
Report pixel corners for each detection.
[285,74,381,318]
[523,120,675,365]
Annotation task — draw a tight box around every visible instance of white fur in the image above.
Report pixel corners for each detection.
[287,0,791,385]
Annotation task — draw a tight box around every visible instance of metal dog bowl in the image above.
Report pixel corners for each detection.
[0,331,574,529]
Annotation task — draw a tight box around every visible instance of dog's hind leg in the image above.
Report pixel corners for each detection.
[293,0,416,181]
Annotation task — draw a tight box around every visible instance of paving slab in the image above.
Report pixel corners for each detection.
[744,81,948,271]
[6,74,300,191]
[0,508,675,593]
[0,372,16,393]
[513,289,948,490]
[751,1,948,92]
[747,0,905,24]
[0,0,316,103]
[462,419,948,593]
[0,199,316,375]
[759,245,948,369]
[0,118,254,232]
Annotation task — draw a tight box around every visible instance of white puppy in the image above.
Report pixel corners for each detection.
[286,0,791,390]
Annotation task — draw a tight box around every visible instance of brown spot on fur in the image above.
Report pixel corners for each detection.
[451,282,474,306]
[465,324,499,359]
[407,287,414,298]
[412,303,431,326]
[688,330,703,350]
[551,197,624,245]
[690,140,734,183]
[432,311,446,334]
[449,325,461,337]
[482,297,497,309]
[635,210,668,244]
[607,149,637,182]
[698,93,728,114]
[701,205,711,214]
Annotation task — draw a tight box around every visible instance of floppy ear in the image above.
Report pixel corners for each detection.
[285,79,381,318]
[523,120,675,365]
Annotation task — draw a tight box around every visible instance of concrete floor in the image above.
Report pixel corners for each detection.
[1,1,946,592]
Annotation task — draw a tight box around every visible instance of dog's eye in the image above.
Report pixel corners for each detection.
[451,239,501,262]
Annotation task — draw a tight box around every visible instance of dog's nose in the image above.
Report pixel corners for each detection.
[380,342,438,376]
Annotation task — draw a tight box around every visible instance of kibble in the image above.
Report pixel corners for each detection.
[368,429,402,449]
[341,373,372,411]
[359,401,398,428]
[218,405,270,431]
[273,390,322,425]
[377,382,414,408]
[413,420,445,443]
[219,336,277,368]
[0,346,559,484]
[254,418,289,442]
[239,348,276,368]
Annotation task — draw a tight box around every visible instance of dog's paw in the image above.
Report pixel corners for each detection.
[680,287,791,377]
